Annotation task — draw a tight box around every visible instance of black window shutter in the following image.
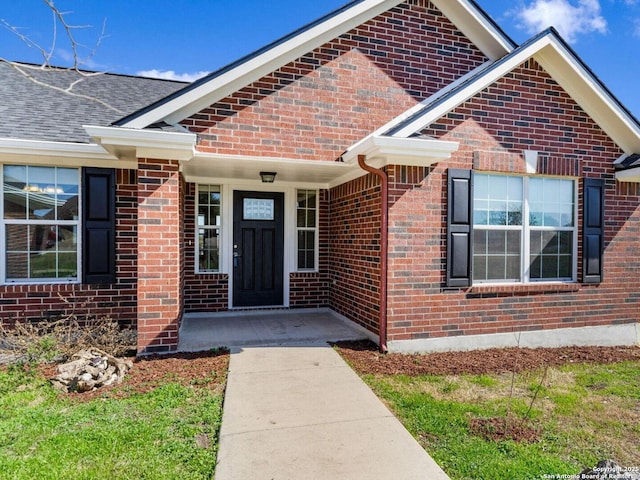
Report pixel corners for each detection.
[582,178,605,284]
[82,168,116,285]
[447,169,473,287]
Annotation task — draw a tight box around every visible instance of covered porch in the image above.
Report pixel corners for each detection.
[177,308,375,352]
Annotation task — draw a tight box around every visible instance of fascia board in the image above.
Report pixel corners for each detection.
[431,0,514,60]
[84,125,196,161]
[615,167,640,182]
[390,37,549,138]
[121,0,403,129]
[344,135,459,162]
[534,37,640,153]
[0,137,133,168]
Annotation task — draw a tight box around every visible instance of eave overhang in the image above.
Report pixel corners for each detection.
[183,135,459,188]
[182,153,353,189]
[0,137,127,168]
[342,135,459,168]
[84,125,196,162]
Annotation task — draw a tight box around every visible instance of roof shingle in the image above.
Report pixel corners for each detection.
[0,62,188,143]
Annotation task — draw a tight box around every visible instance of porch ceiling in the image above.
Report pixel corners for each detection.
[182,152,354,187]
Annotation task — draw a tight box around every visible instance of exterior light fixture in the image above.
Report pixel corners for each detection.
[260,172,277,183]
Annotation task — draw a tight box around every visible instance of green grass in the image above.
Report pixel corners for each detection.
[361,361,640,480]
[0,365,224,480]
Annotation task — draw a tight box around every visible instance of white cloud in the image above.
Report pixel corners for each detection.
[514,0,608,42]
[136,69,209,82]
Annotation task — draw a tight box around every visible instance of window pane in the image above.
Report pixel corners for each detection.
[198,228,219,271]
[57,194,79,220]
[530,230,573,280]
[6,224,27,251]
[306,209,316,227]
[6,224,78,280]
[473,255,487,281]
[506,230,520,254]
[297,230,315,269]
[6,253,29,279]
[529,178,574,227]
[473,229,520,281]
[487,230,506,255]
[4,165,27,219]
[475,174,523,227]
[296,190,317,270]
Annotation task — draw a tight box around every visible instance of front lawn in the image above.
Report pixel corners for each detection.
[337,342,640,480]
[0,351,228,480]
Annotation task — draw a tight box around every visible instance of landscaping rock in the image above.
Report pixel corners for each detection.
[51,348,132,393]
[580,460,640,480]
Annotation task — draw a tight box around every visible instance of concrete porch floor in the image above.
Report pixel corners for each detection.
[177,308,375,351]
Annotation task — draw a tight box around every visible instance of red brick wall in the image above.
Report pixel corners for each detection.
[385,59,640,342]
[290,190,331,308]
[183,182,229,312]
[0,169,137,328]
[137,159,183,353]
[181,1,487,161]
[329,174,382,334]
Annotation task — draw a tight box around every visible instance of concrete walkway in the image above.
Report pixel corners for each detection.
[215,345,450,479]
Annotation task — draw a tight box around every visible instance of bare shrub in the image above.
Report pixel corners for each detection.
[0,297,135,364]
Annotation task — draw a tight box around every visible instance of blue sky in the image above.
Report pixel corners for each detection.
[1,0,639,118]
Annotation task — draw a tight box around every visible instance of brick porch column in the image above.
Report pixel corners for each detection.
[137,159,184,354]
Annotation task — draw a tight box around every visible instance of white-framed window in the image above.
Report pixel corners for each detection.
[473,173,576,283]
[196,184,221,273]
[2,165,80,282]
[296,189,317,270]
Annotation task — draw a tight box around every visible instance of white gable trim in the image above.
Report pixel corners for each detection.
[387,31,640,154]
[431,0,513,59]
[118,0,513,130]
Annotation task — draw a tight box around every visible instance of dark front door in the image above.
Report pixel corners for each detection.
[233,191,284,307]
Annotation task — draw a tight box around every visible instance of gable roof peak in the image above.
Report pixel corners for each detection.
[382,27,640,154]
[114,0,515,130]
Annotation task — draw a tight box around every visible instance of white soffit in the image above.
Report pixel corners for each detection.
[183,153,353,188]
[84,125,196,162]
[615,168,640,183]
[118,0,513,130]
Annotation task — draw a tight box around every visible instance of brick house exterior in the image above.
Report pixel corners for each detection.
[1,0,639,354]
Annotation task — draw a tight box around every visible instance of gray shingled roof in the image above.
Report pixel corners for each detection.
[617,154,640,170]
[0,62,188,143]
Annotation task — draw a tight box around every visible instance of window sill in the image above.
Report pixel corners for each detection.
[470,282,581,296]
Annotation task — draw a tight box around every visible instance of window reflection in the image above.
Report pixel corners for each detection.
[3,165,79,281]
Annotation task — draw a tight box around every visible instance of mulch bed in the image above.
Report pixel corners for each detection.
[334,340,640,376]
[37,349,230,402]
